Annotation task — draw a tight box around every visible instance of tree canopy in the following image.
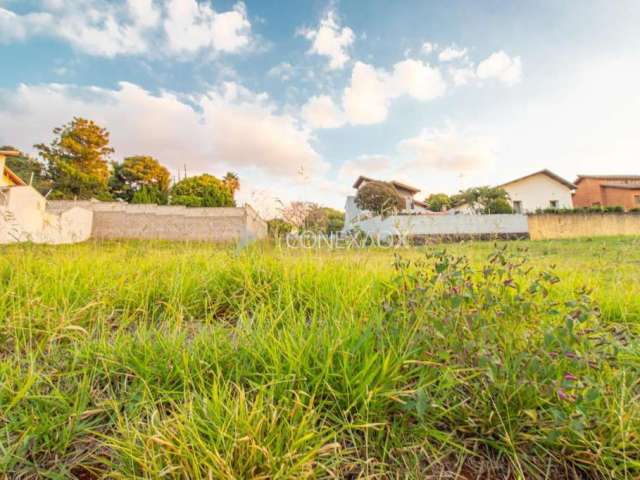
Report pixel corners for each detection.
[355,181,405,217]
[425,193,451,212]
[35,117,113,199]
[171,174,235,208]
[110,156,171,204]
[452,186,513,214]
[223,172,240,195]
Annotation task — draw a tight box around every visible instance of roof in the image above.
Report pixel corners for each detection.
[599,183,640,190]
[575,175,640,184]
[498,169,576,190]
[352,175,421,194]
[1,150,27,186]
[3,166,26,186]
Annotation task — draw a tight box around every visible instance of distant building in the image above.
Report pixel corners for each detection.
[498,169,575,213]
[0,150,27,187]
[345,176,430,228]
[572,175,640,211]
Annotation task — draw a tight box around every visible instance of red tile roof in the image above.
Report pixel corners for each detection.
[575,175,640,184]
[352,175,421,193]
[498,169,576,189]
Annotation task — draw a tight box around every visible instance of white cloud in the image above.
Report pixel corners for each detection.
[163,0,251,54]
[301,95,345,129]
[342,62,389,125]
[389,59,447,101]
[399,127,496,173]
[421,42,436,55]
[338,154,392,181]
[477,51,522,85]
[0,8,52,43]
[127,0,161,28]
[341,59,446,125]
[450,66,476,86]
[0,0,253,57]
[300,9,354,70]
[438,45,467,62]
[0,81,326,179]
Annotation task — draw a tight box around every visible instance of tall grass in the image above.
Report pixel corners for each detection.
[1,237,639,479]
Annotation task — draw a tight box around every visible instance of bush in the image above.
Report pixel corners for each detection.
[171,174,234,208]
[484,197,513,214]
[355,181,405,217]
[131,186,168,205]
[267,218,293,237]
[171,195,203,207]
[536,205,627,215]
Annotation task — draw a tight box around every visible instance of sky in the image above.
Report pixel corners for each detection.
[1,0,639,216]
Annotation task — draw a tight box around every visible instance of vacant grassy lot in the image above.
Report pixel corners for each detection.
[1,236,639,479]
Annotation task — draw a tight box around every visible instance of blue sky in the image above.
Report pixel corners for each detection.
[1,0,639,213]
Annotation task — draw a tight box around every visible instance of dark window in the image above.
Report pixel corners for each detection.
[549,200,559,208]
[513,201,522,213]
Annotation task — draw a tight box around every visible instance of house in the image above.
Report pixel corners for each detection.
[0,150,27,187]
[345,176,430,227]
[498,169,575,213]
[572,175,640,211]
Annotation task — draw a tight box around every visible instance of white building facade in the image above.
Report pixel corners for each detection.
[499,170,575,213]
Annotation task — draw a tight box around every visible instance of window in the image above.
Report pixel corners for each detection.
[549,200,559,208]
[635,195,640,206]
[513,201,522,213]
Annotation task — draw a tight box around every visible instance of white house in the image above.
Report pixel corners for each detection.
[345,176,430,228]
[498,169,575,213]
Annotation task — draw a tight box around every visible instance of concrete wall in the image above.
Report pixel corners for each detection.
[344,195,430,229]
[47,201,268,242]
[351,213,529,239]
[528,213,640,240]
[503,173,573,212]
[1,186,93,244]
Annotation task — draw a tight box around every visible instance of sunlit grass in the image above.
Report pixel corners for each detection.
[1,236,639,478]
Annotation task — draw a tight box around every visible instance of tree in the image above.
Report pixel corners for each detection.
[110,156,171,203]
[304,205,329,233]
[354,181,405,217]
[267,218,293,237]
[35,117,113,199]
[425,193,451,212]
[322,207,345,234]
[279,201,314,230]
[223,172,240,195]
[484,197,513,214]
[452,186,513,214]
[171,174,235,207]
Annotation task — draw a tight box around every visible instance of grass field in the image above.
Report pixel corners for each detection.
[1,236,639,479]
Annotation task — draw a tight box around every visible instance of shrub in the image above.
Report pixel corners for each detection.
[536,205,627,215]
[267,218,293,237]
[171,174,234,208]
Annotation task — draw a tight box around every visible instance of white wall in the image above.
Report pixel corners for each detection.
[504,174,573,212]
[351,213,529,239]
[0,186,93,244]
[345,195,430,230]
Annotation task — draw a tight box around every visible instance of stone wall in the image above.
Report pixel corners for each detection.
[528,213,640,240]
[47,201,267,242]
